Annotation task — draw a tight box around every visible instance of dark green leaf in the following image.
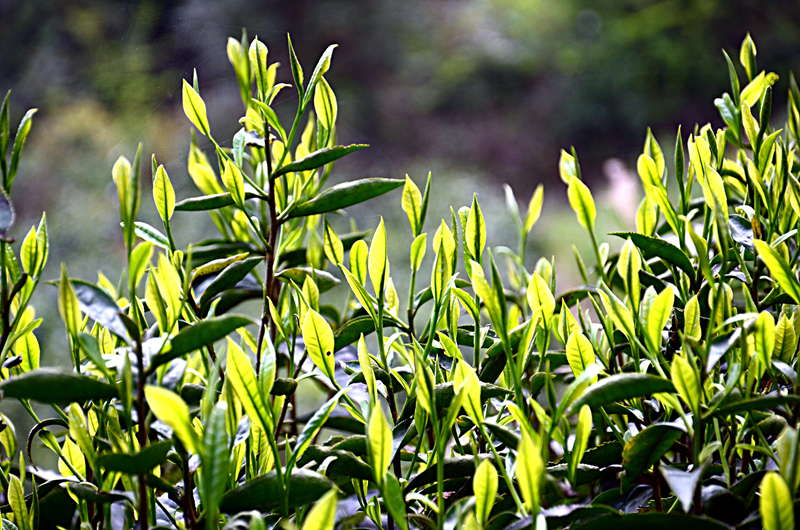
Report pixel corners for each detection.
[276,267,340,292]
[70,279,129,342]
[295,445,372,481]
[0,189,13,235]
[175,192,262,212]
[198,256,263,309]
[0,369,118,403]
[610,232,694,280]
[7,108,37,191]
[287,177,403,219]
[219,469,333,513]
[621,423,683,491]
[705,394,800,419]
[333,315,405,353]
[384,473,409,530]
[273,144,367,177]
[201,403,230,524]
[96,441,172,475]
[660,464,705,513]
[570,513,734,530]
[729,215,754,252]
[568,374,675,415]
[148,314,253,372]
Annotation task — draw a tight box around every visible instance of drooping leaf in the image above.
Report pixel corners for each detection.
[660,464,705,513]
[0,369,117,403]
[610,232,694,280]
[69,280,128,342]
[198,256,263,309]
[96,441,172,475]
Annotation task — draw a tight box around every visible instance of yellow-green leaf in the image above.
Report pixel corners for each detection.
[350,239,369,285]
[569,404,592,484]
[153,164,175,222]
[566,332,597,382]
[760,471,794,530]
[567,177,596,233]
[410,233,427,272]
[755,311,776,367]
[516,430,544,514]
[314,77,338,132]
[223,159,246,209]
[645,287,674,354]
[774,315,797,364]
[401,175,422,235]
[671,354,701,415]
[618,238,641,306]
[465,193,486,261]
[358,334,377,403]
[301,488,338,530]
[524,184,544,233]
[368,218,388,295]
[527,272,554,328]
[302,310,336,380]
[559,150,578,184]
[367,404,392,486]
[182,79,211,136]
[474,459,498,526]
[58,265,81,337]
[226,338,274,436]
[145,386,199,453]
[755,239,800,304]
[684,295,701,341]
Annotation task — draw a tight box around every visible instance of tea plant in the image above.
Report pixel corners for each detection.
[0,31,798,530]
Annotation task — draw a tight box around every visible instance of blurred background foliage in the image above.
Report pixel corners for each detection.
[1,0,799,371]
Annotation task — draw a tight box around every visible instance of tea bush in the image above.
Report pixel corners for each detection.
[0,31,798,530]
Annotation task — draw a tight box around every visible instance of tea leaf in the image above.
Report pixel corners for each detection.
[525,184,544,233]
[569,405,592,485]
[274,144,367,177]
[367,404,392,486]
[610,232,694,279]
[182,79,210,136]
[760,472,794,530]
[287,177,402,218]
[300,488,337,530]
[671,354,701,415]
[754,240,800,304]
[568,374,675,414]
[474,459,498,526]
[465,194,486,260]
[622,423,683,490]
[226,337,274,434]
[567,177,596,233]
[368,218,388,295]
[96,440,172,474]
[220,469,333,513]
[566,331,597,382]
[0,369,117,404]
[145,385,199,453]
[150,314,253,372]
[302,309,336,380]
[153,165,175,222]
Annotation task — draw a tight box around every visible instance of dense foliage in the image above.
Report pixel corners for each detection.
[0,32,799,530]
